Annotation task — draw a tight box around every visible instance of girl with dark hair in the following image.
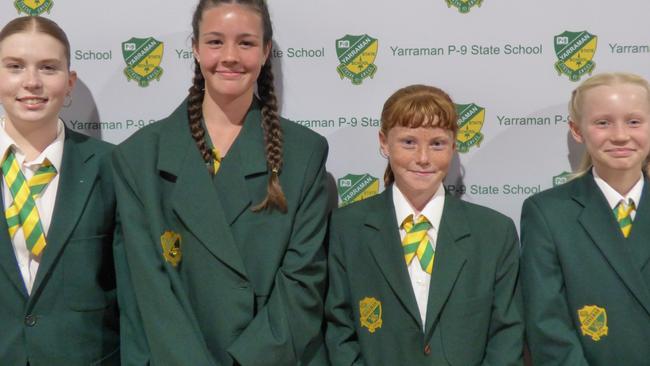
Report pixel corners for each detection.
[0,16,118,365]
[113,1,329,365]
[325,84,524,365]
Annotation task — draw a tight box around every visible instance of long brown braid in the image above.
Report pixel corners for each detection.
[189,0,287,212]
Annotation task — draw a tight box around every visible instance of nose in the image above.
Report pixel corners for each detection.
[221,43,239,64]
[23,67,43,90]
[612,122,630,142]
[415,145,431,165]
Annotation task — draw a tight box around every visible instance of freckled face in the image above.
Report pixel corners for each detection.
[380,122,455,204]
[193,4,270,103]
[570,83,650,176]
[0,31,75,127]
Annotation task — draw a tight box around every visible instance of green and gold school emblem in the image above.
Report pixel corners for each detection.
[446,0,482,14]
[337,173,379,207]
[14,0,53,15]
[359,297,383,333]
[336,34,378,85]
[554,31,597,82]
[578,305,608,341]
[553,171,572,187]
[160,231,182,267]
[455,103,485,153]
[122,37,164,87]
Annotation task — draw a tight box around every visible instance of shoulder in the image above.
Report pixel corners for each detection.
[280,117,328,154]
[452,196,515,231]
[331,192,386,230]
[66,128,114,155]
[522,175,581,210]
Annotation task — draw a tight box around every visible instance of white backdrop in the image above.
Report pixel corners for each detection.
[2,0,650,227]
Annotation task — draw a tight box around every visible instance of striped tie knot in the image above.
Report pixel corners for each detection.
[401,214,435,274]
[2,149,57,256]
[614,199,635,238]
[211,148,221,174]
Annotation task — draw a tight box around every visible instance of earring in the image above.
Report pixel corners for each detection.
[379,148,388,159]
[63,94,72,108]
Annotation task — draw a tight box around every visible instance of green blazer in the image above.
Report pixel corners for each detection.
[325,188,523,366]
[113,99,329,366]
[0,128,119,366]
[521,173,650,366]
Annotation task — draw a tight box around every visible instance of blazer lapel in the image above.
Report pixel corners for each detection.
[424,194,469,337]
[159,100,248,279]
[31,130,98,298]
[364,189,423,329]
[575,175,650,317]
[0,192,28,297]
[629,179,650,273]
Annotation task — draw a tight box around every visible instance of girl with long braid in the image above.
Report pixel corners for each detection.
[113,1,329,364]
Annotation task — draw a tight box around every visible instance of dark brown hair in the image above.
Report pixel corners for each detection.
[380,84,458,186]
[0,16,71,69]
[189,0,286,212]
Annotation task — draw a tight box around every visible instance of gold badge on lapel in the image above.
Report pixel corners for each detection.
[578,305,608,341]
[160,231,182,267]
[359,297,383,333]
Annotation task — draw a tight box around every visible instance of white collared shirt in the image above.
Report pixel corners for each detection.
[593,167,644,220]
[0,117,65,294]
[392,184,445,329]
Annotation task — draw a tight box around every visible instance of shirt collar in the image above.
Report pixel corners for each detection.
[0,116,66,172]
[393,183,445,230]
[592,167,644,210]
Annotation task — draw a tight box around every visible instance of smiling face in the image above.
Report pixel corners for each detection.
[193,3,270,104]
[570,82,650,179]
[0,30,75,130]
[380,121,455,207]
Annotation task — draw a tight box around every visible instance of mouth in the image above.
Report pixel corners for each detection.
[16,96,48,107]
[216,70,245,78]
[410,170,436,177]
[605,148,636,157]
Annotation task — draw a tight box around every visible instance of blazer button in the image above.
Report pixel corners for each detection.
[424,344,431,355]
[25,314,37,327]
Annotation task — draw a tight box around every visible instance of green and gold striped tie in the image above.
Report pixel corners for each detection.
[212,148,221,174]
[2,149,57,256]
[402,214,435,274]
[614,200,635,238]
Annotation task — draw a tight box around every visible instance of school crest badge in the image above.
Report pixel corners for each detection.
[446,0,482,14]
[336,34,378,85]
[359,297,383,333]
[455,103,485,153]
[14,0,53,15]
[122,37,164,87]
[160,231,182,267]
[578,305,608,341]
[337,173,379,207]
[554,31,597,82]
[552,171,572,187]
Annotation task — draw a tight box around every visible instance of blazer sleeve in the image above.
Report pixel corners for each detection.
[324,223,366,366]
[112,149,217,366]
[482,219,525,366]
[227,139,330,366]
[520,197,589,366]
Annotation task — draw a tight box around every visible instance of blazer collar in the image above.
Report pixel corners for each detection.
[157,98,267,279]
[573,173,650,316]
[30,128,101,299]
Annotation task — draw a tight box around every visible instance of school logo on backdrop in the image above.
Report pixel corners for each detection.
[553,171,572,187]
[122,37,164,87]
[337,173,379,206]
[455,103,485,153]
[578,305,608,341]
[446,0,482,13]
[554,31,597,82]
[336,34,378,85]
[14,0,53,15]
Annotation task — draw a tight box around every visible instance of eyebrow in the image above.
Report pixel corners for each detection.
[201,31,260,38]
[1,56,64,64]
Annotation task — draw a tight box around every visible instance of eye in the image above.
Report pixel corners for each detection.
[206,39,223,47]
[593,119,609,127]
[239,40,255,48]
[431,139,450,150]
[40,64,59,73]
[400,138,416,148]
[4,63,23,71]
[627,119,643,126]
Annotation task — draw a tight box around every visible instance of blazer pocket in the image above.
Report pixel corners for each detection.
[440,294,492,365]
[64,235,112,311]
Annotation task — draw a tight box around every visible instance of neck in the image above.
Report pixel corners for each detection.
[401,185,440,215]
[3,116,59,161]
[202,90,253,128]
[594,166,642,196]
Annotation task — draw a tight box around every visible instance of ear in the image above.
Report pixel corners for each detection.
[192,40,200,63]
[263,42,272,63]
[379,130,389,157]
[569,119,584,144]
[67,70,77,95]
